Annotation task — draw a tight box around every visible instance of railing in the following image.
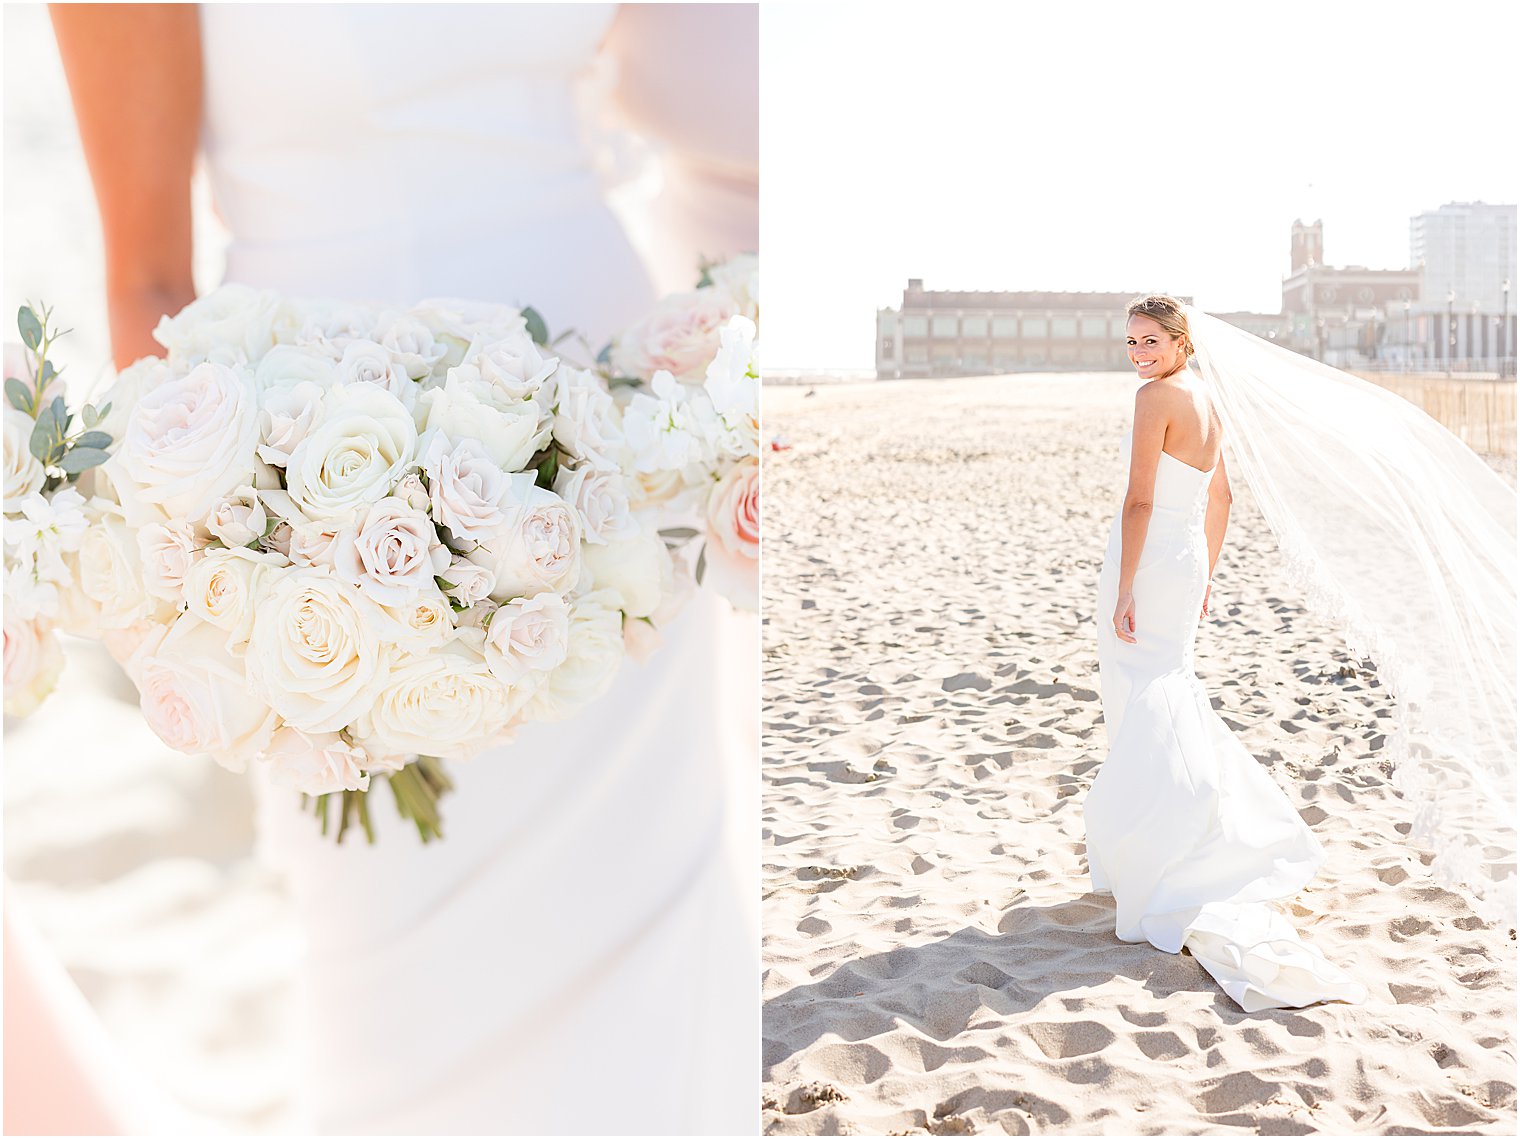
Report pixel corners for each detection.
[1352,372,1517,456]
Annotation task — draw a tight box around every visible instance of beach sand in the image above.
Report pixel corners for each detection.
[760,373,1516,1135]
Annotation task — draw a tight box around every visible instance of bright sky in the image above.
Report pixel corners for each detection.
[762,0,1519,370]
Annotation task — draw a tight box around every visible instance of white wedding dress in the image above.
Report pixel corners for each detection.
[1086,428,1368,1012]
[199,5,756,1133]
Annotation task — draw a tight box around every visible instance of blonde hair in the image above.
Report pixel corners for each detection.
[1126,294,1193,356]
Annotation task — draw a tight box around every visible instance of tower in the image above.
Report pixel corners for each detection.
[1291,219,1324,272]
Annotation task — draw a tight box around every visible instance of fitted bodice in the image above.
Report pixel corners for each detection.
[1118,430,1216,515]
[199,3,655,344]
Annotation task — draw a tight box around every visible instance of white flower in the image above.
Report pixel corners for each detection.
[152,284,282,366]
[703,315,760,458]
[547,365,625,472]
[466,478,582,600]
[256,380,327,467]
[285,517,345,568]
[95,356,175,446]
[703,457,760,609]
[374,591,457,652]
[392,472,431,513]
[355,639,513,758]
[244,567,395,734]
[182,546,285,652]
[465,335,558,401]
[253,345,340,393]
[610,289,739,383]
[3,611,64,718]
[272,297,375,350]
[552,464,637,545]
[3,404,44,512]
[263,726,371,795]
[483,591,569,687]
[137,518,201,603]
[374,312,446,380]
[127,615,278,769]
[333,497,449,606]
[206,486,268,548]
[519,590,625,721]
[74,504,154,629]
[621,372,720,474]
[5,487,90,586]
[110,360,261,525]
[417,335,555,471]
[580,520,672,619]
[706,253,759,322]
[4,561,59,622]
[338,339,418,410]
[442,556,495,606]
[284,385,417,522]
[419,431,511,542]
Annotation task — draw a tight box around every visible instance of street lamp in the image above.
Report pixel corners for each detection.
[1446,289,1455,377]
[1403,298,1411,373]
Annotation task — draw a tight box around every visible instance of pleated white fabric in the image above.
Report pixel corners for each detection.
[200,5,756,1132]
[1087,436,1368,1012]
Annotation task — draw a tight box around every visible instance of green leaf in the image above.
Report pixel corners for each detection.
[595,342,612,366]
[535,447,558,489]
[95,401,111,421]
[29,411,55,462]
[522,306,549,347]
[18,306,42,351]
[71,430,111,451]
[82,403,99,428]
[5,377,31,414]
[435,576,459,592]
[39,360,56,385]
[695,544,707,585]
[659,527,699,540]
[263,516,280,537]
[58,446,109,474]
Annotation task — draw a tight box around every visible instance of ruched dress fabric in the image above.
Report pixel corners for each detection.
[199,5,754,1133]
[1087,432,1368,1013]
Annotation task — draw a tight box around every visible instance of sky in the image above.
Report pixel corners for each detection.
[762,0,1519,370]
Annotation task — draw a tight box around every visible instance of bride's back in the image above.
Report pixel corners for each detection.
[1154,372,1222,472]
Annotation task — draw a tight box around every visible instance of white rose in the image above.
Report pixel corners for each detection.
[706,253,759,322]
[374,591,456,652]
[127,615,278,770]
[392,472,431,513]
[547,365,625,472]
[285,385,417,522]
[483,591,569,687]
[183,546,286,651]
[464,335,558,402]
[244,567,395,734]
[419,431,511,542]
[263,726,370,796]
[110,360,260,526]
[466,480,582,601]
[519,591,625,721]
[3,612,64,718]
[253,345,340,393]
[374,312,445,380]
[333,497,449,605]
[272,297,375,350]
[629,467,690,510]
[409,299,528,357]
[286,517,345,568]
[338,339,418,410]
[580,521,672,619]
[610,289,739,383]
[354,640,512,759]
[137,518,201,603]
[152,284,282,366]
[443,556,495,606]
[206,487,268,548]
[552,464,637,545]
[74,505,155,629]
[418,345,553,471]
[3,404,44,512]
[95,356,175,446]
[256,380,327,467]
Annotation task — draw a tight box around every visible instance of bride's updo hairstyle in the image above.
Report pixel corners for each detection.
[1126,294,1194,357]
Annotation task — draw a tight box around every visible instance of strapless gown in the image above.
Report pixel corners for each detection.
[1086,432,1368,1012]
[199,5,756,1132]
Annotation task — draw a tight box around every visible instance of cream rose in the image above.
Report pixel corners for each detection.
[74,505,155,629]
[706,253,759,321]
[610,289,739,383]
[442,556,495,606]
[182,546,285,652]
[417,340,553,471]
[111,360,261,526]
[338,339,418,409]
[419,431,511,541]
[128,615,278,769]
[3,612,65,718]
[466,481,582,600]
[286,517,345,568]
[206,487,269,548]
[284,385,417,522]
[552,465,637,545]
[244,567,394,734]
[354,640,513,758]
[580,523,672,619]
[375,313,446,380]
[375,591,456,652]
[256,380,326,467]
[547,365,625,472]
[137,519,201,603]
[253,345,340,393]
[334,497,449,605]
[483,591,569,687]
[4,404,44,512]
[519,591,625,722]
[262,726,371,796]
[153,284,282,366]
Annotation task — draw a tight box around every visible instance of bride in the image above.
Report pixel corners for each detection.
[38,4,757,1133]
[1087,294,1515,1012]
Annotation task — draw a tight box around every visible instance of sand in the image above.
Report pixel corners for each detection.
[760,373,1516,1136]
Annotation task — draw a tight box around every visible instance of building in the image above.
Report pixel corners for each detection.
[1403,203,1516,373]
[875,282,1189,378]
[1278,219,1420,365]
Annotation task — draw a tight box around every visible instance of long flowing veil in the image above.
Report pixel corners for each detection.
[1185,305,1516,923]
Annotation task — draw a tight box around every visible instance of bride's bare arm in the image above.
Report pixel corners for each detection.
[50,4,201,370]
[1204,454,1232,579]
[1116,385,1167,642]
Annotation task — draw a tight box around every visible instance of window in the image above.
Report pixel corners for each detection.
[932,316,958,337]
[932,343,958,360]
[1023,316,1048,338]
[1080,317,1107,337]
[992,317,1019,337]
[961,316,988,338]
[903,316,928,337]
[906,346,928,363]
[1052,317,1077,338]
[962,352,987,368]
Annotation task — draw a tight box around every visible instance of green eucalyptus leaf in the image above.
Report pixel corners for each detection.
[40,360,56,385]
[72,430,111,451]
[58,446,109,474]
[96,401,111,420]
[82,404,98,428]
[522,306,549,347]
[5,377,31,414]
[595,342,612,366]
[658,527,699,541]
[18,306,42,351]
[29,419,53,463]
[695,544,707,585]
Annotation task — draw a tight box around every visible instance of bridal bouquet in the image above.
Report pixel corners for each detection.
[608,254,759,609]
[81,286,695,842]
[3,305,115,718]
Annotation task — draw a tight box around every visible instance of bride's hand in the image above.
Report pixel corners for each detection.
[1200,581,1212,620]
[1113,592,1137,644]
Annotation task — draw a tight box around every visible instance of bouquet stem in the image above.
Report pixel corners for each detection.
[306,756,454,844]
